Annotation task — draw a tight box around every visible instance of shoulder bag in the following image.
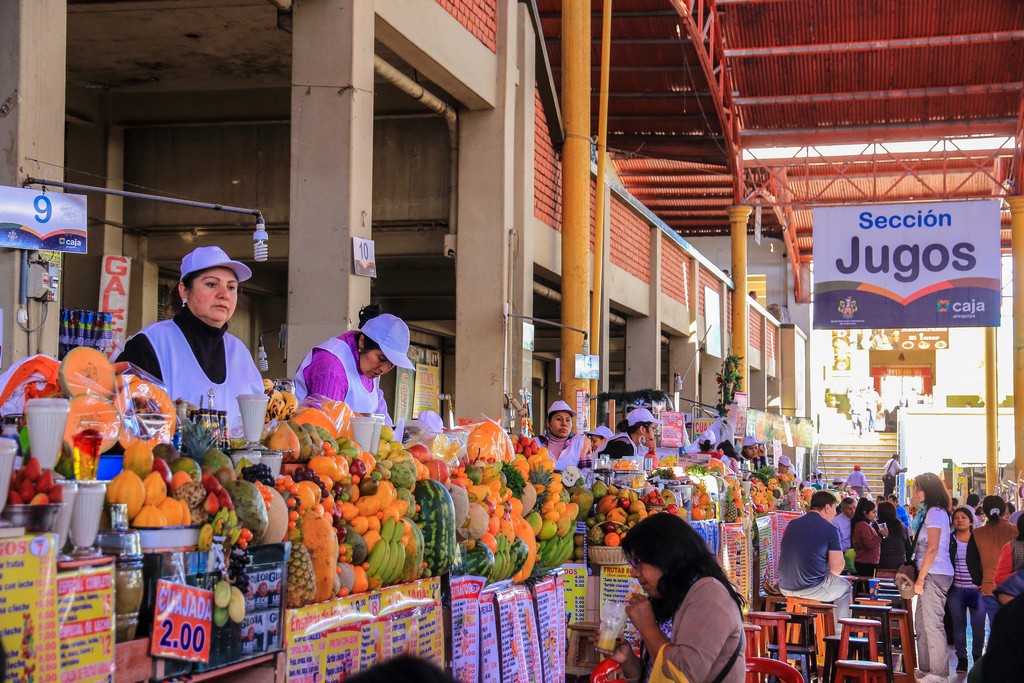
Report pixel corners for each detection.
[648,632,742,683]
[895,519,925,599]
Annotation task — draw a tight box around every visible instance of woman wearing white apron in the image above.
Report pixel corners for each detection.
[293,305,414,426]
[117,246,264,436]
[533,400,591,471]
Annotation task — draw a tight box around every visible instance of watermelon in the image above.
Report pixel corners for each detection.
[413,479,457,576]
[400,518,426,583]
[460,540,494,579]
[509,536,529,577]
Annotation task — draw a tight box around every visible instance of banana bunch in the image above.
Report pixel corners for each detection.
[263,379,298,423]
[487,535,516,583]
[537,529,575,570]
[366,516,407,587]
[198,508,240,551]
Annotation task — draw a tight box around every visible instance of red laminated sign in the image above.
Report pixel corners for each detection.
[149,580,213,663]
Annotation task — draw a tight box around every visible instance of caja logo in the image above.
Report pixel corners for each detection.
[936,300,950,313]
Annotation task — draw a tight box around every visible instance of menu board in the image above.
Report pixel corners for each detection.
[659,411,686,448]
[56,566,115,683]
[495,588,531,683]
[451,576,486,683]
[416,601,444,665]
[755,515,773,593]
[599,565,642,648]
[0,534,59,683]
[532,575,566,683]
[561,564,588,624]
[478,589,500,683]
[284,592,377,681]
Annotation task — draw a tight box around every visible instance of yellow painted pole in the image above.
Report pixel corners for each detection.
[561,0,591,409]
[728,205,752,394]
[985,326,999,494]
[590,0,613,420]
[1009,196,1024,482]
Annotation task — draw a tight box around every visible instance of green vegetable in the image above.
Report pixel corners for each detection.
[501,462,526,498]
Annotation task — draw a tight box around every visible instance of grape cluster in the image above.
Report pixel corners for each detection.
[228,544,252,594]
[293,466,328,499]
[241,463,275,487]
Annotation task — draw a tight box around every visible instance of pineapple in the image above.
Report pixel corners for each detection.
[286,544,317,608]
[723,486,739,523]
[181,420,221,459]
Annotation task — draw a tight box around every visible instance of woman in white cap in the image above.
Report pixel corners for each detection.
[616,407,663,461]
[117,245,264,434]
[534,400,590,471]
[293,304,414,426]
[584,425,613,454]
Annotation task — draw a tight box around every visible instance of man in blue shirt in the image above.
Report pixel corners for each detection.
[779,490,852,624]
[832,497,855,552]
[888,494,911,528]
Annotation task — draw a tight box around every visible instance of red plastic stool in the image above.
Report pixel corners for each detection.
[833,659,889,682]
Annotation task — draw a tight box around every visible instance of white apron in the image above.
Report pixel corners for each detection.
[293,335,381,414]
[534,433,587,471]
[136,320,263,435]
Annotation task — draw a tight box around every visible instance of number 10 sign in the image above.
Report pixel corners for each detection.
[0,184,88,253]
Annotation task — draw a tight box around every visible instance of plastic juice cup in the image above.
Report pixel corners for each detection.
[597,600,627,653]
[25,398,70,469]
[72,429,103,480]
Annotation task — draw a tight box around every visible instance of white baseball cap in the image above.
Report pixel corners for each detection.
[546,400,576,418]
[742,436,762,447]
[361,314,415,370]
[777,455,793,468]
[416,410,444,434]
[584,425,614,439]
[180,246,252,283]
[626,407,662,426]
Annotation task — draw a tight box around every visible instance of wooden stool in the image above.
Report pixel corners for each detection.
[764,594,789,612]
[784,596,835,670]
[850,605,893,683]
[837,618,881,662]
[744,623,765,658]
[746,611,791,662]
[565,621,601,679]
[889,608,915,683]
[833,660,889,683]
[823,636,870,683]
[767,612,817,683]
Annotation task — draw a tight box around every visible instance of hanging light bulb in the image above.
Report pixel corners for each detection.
[253,216,269,262]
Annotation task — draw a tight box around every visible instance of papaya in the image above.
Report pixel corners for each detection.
[116,375,176,449]
[158,496,184,525]
[59,346,116,398]
[301,510,339,603]
[106,470,146,520]
[143,471,167,506]
[134,504,168,528]
[266,422,301,462]
[466,419,515,464]
[122,441,154,479]
[291,407,341,440]
[64,394,121,453]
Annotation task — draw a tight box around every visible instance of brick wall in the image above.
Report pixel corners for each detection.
[435,0,497,52]
[698,268,720,317]
[660,241,689,306]
[534,87,561,230]
[609,198,651,283]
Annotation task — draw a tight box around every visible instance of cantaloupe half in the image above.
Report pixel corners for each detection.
[116,376,176,449]
[64,394,122,453]
[59,347,116,399]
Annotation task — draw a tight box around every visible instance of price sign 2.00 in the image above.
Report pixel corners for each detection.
[150,579,213,663]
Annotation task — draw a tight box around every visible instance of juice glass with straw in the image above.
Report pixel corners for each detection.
[596,600,628,653]
[72,429,103,480]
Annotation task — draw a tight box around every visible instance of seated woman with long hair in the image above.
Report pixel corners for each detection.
[608,514,745,683]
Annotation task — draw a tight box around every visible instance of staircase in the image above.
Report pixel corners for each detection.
[816,410,898,494]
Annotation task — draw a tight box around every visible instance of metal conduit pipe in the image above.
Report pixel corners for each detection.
[532,282,626,327]
[373,55,459,237]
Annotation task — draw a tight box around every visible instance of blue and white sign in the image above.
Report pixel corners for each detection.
[0,185,87,253]
[813,200,1001,329]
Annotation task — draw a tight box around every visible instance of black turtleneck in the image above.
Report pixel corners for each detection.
[116,307,228,383]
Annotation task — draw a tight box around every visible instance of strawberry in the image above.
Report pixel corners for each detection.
[36,470,54,494]
[29,493,49,505]
[7,490,23,505]
[203,492,220,515]
[22,458,42,482]
[18,479,35,503]
[48,484,63,503]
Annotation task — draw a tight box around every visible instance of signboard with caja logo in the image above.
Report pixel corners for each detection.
[812,200,1000,329]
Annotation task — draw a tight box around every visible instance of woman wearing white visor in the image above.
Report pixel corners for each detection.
[294,304,414,426]
[117,246,264,435]
[534,400,591,471]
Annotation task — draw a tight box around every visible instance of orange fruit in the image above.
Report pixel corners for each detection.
[604,532,621,547]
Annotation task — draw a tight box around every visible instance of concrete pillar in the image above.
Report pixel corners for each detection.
[780,324,808,417]
[1009,195,1024,480]
[0,0,66,368]
[507,3,536,423]
[454,0,519,419]
[625,229,661,389]
[728,205,752,392]
[123,233,159,332]
[286,0,374,373]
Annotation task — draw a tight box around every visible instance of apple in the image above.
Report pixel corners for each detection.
[151,459,173,489]
[406,443,430,463]
[601,521,619,534]
[349,458,367,479]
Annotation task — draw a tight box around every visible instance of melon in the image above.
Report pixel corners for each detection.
[116,376,176,449]
[64,394,121,453]
[59,347,116,399]
[263,489,290,544]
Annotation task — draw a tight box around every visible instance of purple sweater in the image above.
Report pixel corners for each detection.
[299,331,391,423]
